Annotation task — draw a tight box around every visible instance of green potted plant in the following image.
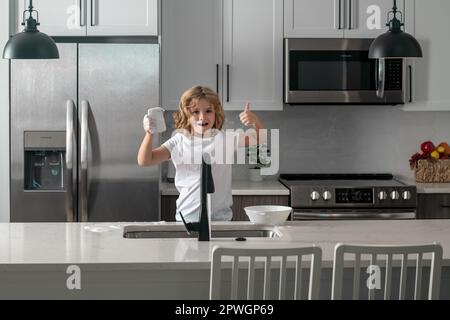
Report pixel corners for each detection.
[247,144,270,182]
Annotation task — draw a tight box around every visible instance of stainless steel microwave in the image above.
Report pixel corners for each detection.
[285,38,408,105]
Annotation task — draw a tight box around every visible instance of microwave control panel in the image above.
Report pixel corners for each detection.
[385,59,403,90]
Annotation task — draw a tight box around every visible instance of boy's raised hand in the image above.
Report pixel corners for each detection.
[239,102,258,127]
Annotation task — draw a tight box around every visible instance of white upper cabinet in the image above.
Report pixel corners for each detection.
[162,0,283,111]
[284,0,412,39]
[284,0,344,38]
[17,0,86,36]
[17,0,158,36]
[161,0,221,110]
[222,0,283,110]
[404,0,450,111]
[344,0,409,38]
[87,0,158,36]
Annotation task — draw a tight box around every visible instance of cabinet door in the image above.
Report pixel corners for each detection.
[87,0,158,36]
[161,0,221,110]
[17,0,87,36]
[284,0,344,38]
[222,0,283,111]
[344,0,407,38]
[417,194,450,219]
[161,195,178,221]
[404,0,450,111]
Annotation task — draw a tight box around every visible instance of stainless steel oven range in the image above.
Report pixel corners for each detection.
[279,174,416,220]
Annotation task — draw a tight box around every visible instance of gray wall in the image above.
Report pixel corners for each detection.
[162,105,450,181]
[0,0,10,222]
[229,106,450,178]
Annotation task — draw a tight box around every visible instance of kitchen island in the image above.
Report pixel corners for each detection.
[1,220,450,299]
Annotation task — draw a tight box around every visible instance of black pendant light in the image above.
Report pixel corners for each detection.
[369,0,422,58]
[3,0,59,59]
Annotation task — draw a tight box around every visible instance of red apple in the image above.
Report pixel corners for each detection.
[420,141,435,154]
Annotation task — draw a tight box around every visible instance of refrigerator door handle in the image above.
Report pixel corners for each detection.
[66,100,76,222]
[80,100,89,222]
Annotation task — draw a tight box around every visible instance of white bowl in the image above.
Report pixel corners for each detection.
[244,205,292,225]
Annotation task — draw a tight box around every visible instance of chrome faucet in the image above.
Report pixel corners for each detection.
[179,154,215,241]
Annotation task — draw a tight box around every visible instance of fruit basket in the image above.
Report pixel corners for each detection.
[414,159,450,183]
[410,141,450,183]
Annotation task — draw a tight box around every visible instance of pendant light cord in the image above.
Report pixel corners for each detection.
[386,0,403,31]
[22,0,40,31]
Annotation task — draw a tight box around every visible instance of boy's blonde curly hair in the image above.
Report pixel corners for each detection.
[173,86,225,131]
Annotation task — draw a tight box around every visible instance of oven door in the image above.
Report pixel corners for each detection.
[292,209,416,220]
[284,38,404,104]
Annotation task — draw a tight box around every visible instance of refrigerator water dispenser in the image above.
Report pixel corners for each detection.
[24,131,66,191]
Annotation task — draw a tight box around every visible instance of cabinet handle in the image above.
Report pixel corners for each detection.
[216,64,219,95]
[226,64,230,102]
[440,205,450,209]
[91,0,97,26]
[408,64,413,103]
[347,0,354,30]
[334,0,342,29]
[339,0,342,29]
[80,0,86,26]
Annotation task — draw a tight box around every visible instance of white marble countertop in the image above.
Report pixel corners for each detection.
[396,175,450,194]
[160,180,290,196]
[1,220,450,268]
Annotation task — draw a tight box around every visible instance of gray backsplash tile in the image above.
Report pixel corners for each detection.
[161,105,450,180]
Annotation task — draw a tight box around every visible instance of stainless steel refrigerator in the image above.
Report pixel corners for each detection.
[10,42,160,222]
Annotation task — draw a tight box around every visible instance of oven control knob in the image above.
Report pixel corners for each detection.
[378,191,388,200]
[402,191,412,200]
[322,191,332,201]
[310,191,320,201]
[390,190,400,200]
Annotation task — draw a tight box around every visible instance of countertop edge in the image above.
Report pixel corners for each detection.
[396,175,450,194]
[160,181,290,196]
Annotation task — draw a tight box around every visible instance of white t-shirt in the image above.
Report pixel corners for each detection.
[162,130,233,222]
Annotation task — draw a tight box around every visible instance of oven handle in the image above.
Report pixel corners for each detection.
[293,211,416,220]
[376,58,386,99]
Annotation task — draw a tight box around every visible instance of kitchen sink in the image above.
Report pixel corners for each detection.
[123,225,280,239]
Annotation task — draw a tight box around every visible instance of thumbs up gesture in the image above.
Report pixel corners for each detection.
[239,102,258,127]
[238,102,265,147]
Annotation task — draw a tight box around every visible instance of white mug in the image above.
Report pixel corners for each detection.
[147,107,166,133]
